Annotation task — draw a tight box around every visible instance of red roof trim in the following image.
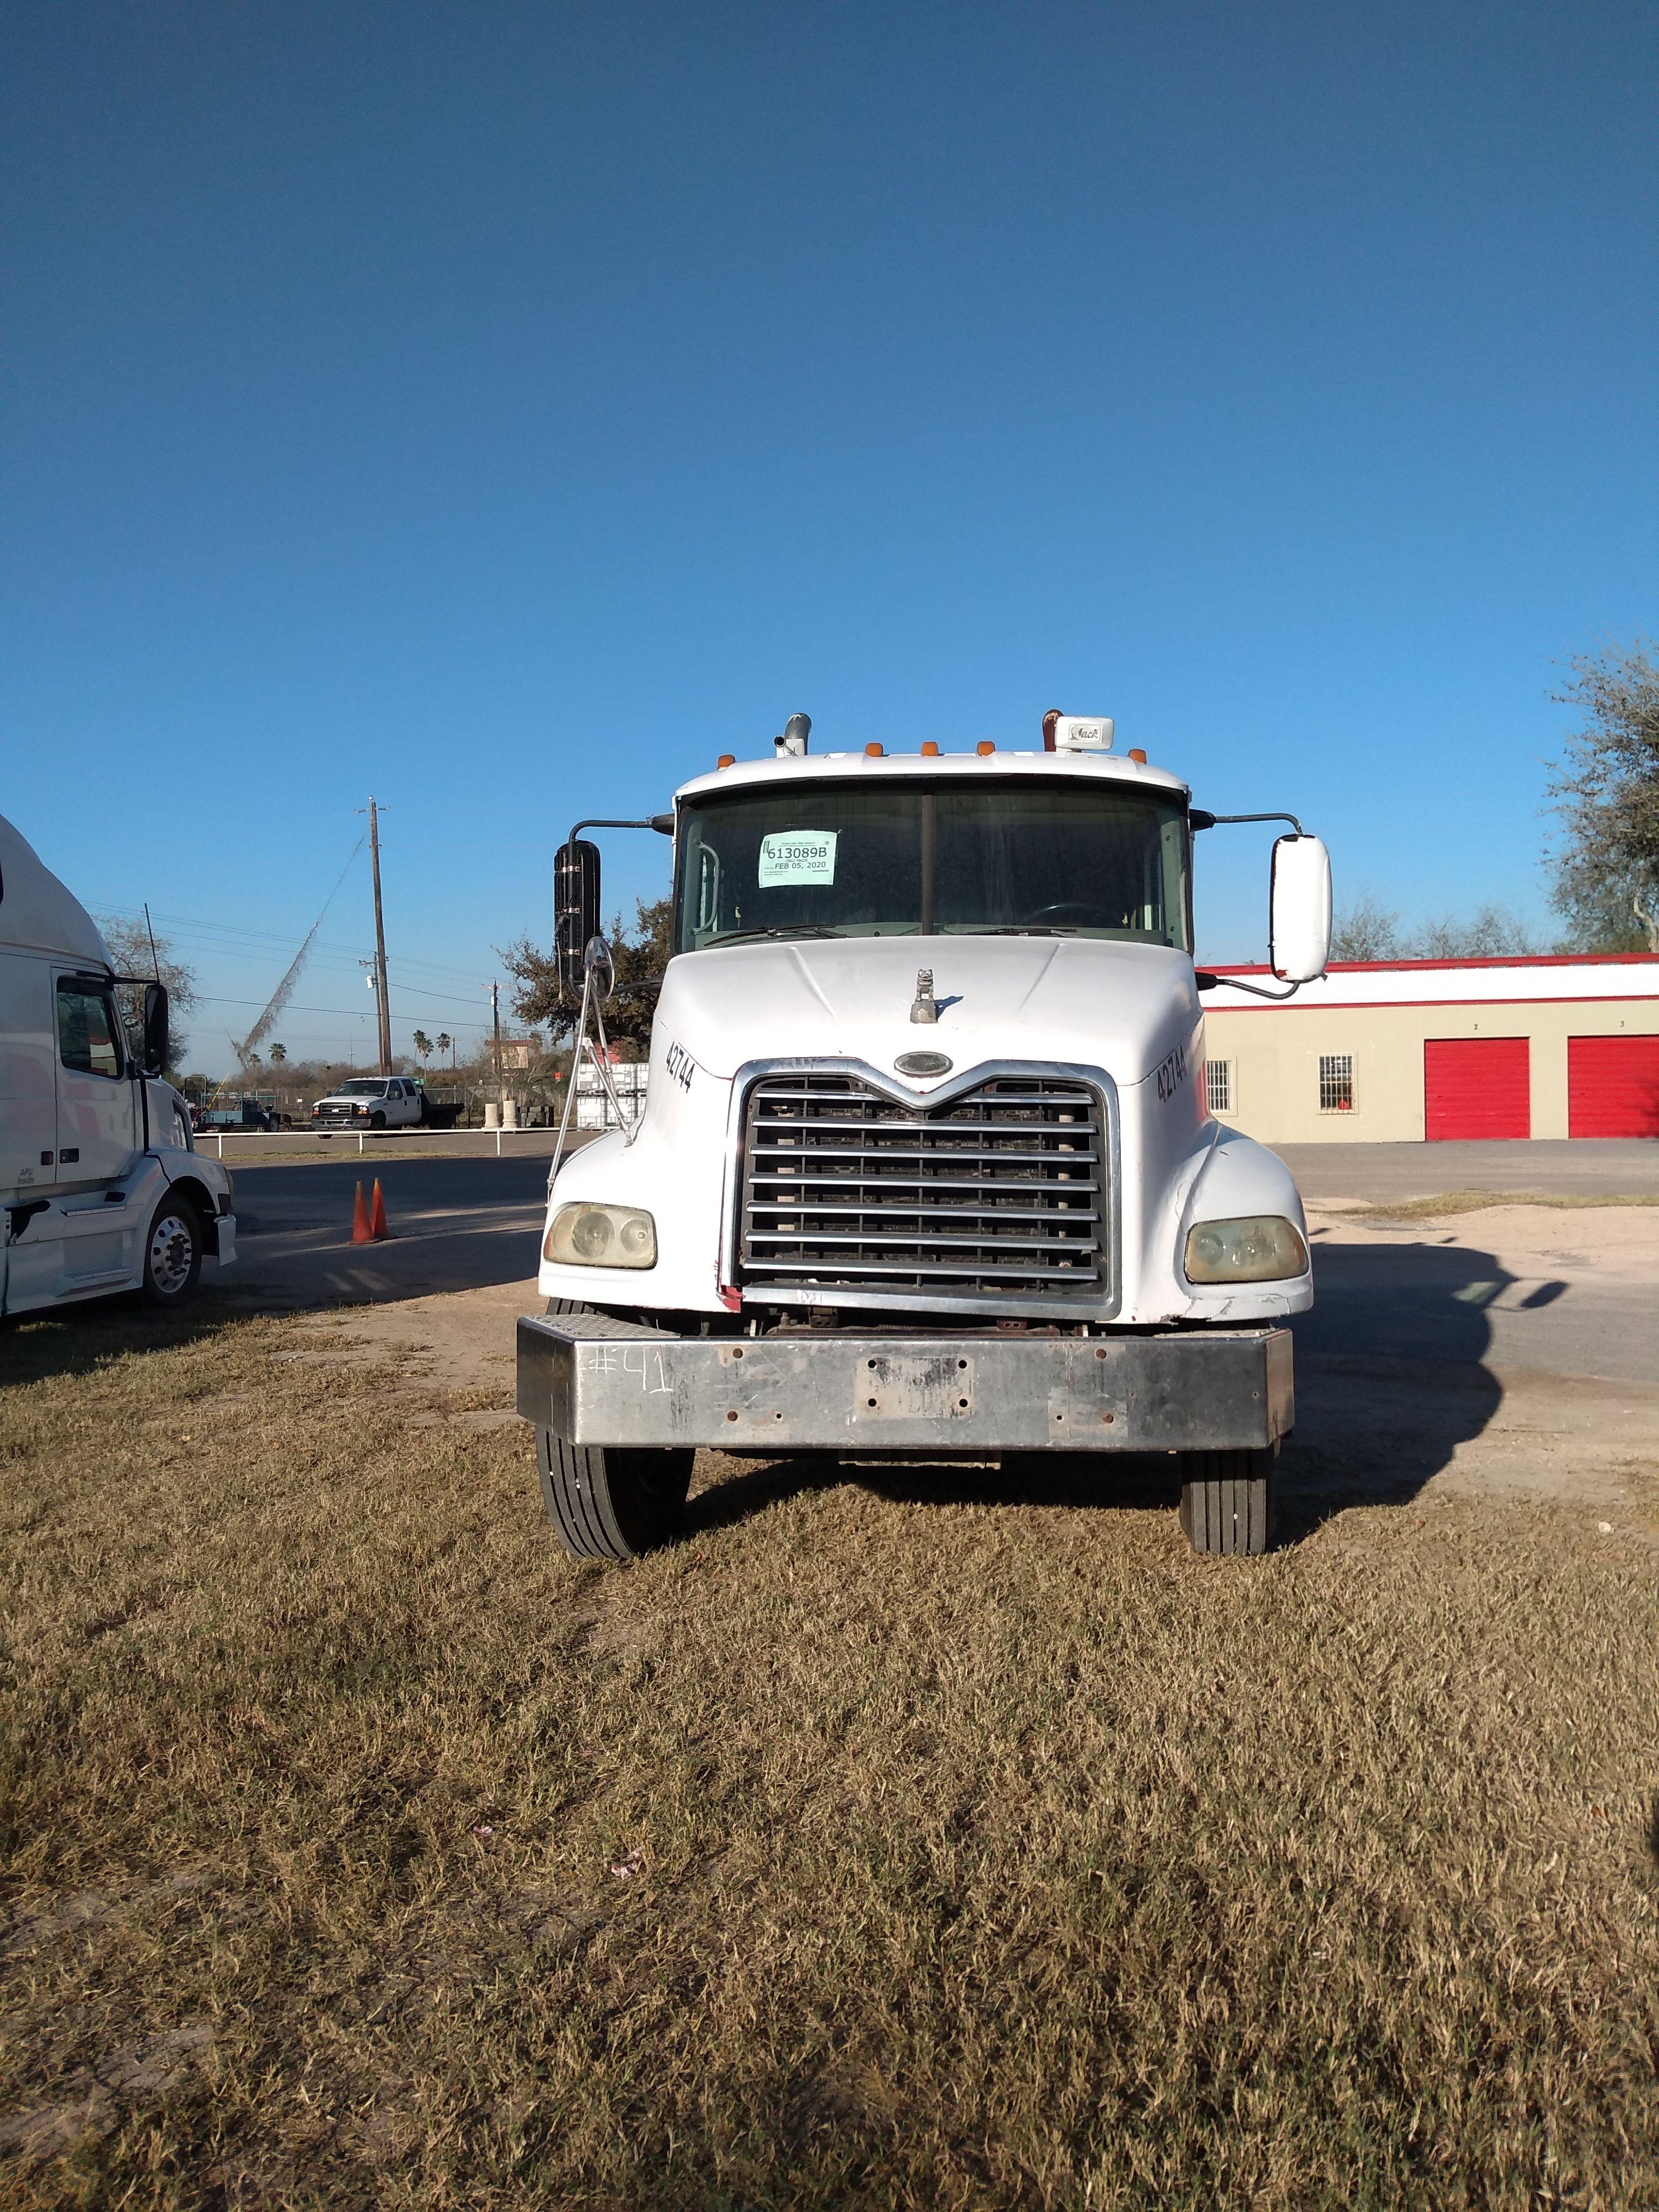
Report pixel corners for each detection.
[1204,993,1659,1015]
[1200,953,1659,975]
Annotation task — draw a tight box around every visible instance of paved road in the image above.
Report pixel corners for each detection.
[1276,1137,1659,1201]
[1294,1228,1659,1389]
[220,1147,1659,1386]
[225,1153,554,1306]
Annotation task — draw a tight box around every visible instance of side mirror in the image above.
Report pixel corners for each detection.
[584,934,616,1003]
[141,982,170,1076]
[555,839,601,993]
[1269,835,1331,983]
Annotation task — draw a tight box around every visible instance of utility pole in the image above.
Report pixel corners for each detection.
[362,798,392,1076]
[491,980,502,1091]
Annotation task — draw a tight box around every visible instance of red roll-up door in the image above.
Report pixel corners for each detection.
[1568,1035,1659,1137]
[1423,1037,1530,1140]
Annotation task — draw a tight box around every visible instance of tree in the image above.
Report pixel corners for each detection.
[1548,636,1659,952]
[436,1032,453,1069]
[1409,904,1540,959]
[1329,893,1543,962]
[501,896,673,1056]
[269,1043,288,1067]
[1329,893,1403,961]
[412,1028,433,1068]
[97,914,198,1068]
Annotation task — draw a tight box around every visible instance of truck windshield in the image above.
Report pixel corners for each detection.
[336,1080,389,1096]
[676,780,1191,952]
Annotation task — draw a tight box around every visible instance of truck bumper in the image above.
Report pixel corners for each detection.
[516,1312,1294,1455]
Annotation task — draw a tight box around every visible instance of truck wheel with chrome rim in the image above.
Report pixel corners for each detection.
[534,1299,693,1559]
[139,1194,203,1309]
[1178,1446,1275,1556]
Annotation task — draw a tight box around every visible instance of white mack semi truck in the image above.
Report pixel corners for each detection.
[517,712,1330,1560]
[0,812,237,1316]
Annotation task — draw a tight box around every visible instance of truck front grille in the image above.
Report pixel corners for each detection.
[737,1071,1107,1307]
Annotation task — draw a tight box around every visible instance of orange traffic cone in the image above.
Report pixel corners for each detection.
[368,1178,389,1241]
[351,1181,372,1243]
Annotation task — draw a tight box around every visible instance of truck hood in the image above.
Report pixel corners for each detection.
[654,934,1199,1088]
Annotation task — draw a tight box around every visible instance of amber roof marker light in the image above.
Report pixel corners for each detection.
[1128,748,1147,764]
[976,741,996,756]
[920,741,941,757]
[865,742,884,757]
[717,753,735,769]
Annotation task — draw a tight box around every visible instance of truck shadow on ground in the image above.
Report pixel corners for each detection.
[0,1291,245,1387]
[689,1236,1534,1547]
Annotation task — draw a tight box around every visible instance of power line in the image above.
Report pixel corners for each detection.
[89,900,504,986]
[194,992,491,1026]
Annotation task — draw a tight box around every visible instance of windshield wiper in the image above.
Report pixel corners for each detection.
[708,925,854,946]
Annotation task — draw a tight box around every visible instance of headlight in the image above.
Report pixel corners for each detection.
[1184,1215,1308,1284]
[544,1202,657,1269]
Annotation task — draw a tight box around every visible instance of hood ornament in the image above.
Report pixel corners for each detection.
[910,968,939,1025]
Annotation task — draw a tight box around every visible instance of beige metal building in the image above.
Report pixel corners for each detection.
[1201,955,1659,1144]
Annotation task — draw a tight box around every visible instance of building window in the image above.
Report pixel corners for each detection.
[1205,1059,1233,1115]
[1319,1053,1355,1113]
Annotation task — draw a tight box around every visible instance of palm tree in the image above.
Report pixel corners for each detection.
[436,1032,453,1069]
[412,1029,433,1070]
[269,1043,288,1067]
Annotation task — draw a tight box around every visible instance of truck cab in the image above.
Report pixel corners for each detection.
[0,812,237,1315]
[517,716,1330,1560]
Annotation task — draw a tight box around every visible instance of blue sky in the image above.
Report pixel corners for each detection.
[4,1,1655,1072]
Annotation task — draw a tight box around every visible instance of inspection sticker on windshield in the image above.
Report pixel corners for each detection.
[758,830,837,887]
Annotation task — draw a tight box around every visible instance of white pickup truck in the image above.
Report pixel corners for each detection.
[517,713,1330,1560]
[1,812,237,1314]
[310,1076,428,1131]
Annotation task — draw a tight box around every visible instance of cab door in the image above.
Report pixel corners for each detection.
[0,953,57,1195]
[54,973,138,1186]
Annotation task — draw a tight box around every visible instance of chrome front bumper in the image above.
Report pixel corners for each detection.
[517,1311,1293,1454]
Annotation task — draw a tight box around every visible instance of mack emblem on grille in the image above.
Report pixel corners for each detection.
[894,1051,952,1076]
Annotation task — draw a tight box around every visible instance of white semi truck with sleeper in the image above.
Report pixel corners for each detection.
[517,713,1330,1559]
[1,812,237,1315]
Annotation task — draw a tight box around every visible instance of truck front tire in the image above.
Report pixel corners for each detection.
[1178,1447,1275,1556]
[139,1195,203,1309]
[534,1297,693,1559]
[535,1432,694,1561]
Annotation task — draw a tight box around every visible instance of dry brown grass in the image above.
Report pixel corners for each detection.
[2,1299,1657,2209]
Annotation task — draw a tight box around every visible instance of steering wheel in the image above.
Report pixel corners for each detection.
[1019,901,1098,926]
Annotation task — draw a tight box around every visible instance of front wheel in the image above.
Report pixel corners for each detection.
[1178,1446,1275,1556]
[535,1432,694,1560]
[139,1194,203,1309]
[370,1111,386,1130]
